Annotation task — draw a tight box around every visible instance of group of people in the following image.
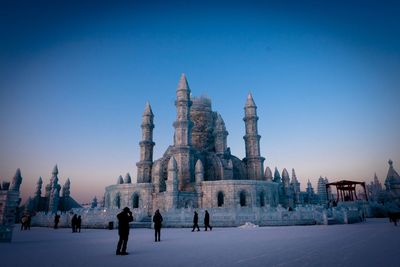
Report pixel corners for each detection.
[20,214,31,230]
[115,208,213,256]
[192,210,212,232]
[52,213,82,231]
[71,214,82,232]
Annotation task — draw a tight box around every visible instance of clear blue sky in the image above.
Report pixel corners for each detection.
[1,0,399,203]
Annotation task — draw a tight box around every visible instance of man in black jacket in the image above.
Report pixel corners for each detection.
[153,209,163,242]
[192,211,200,232]
[116,207,133,255]
[204,210,212,231]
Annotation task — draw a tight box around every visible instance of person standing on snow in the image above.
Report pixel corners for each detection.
[116,207,133,255]
[153,209,163,242]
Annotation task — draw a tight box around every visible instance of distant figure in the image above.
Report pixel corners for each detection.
[77,216,82,232]
[54,214,60,229]
[389,212,399,226]
[116,207,133,256]
[26,215,31,230]
[71,214,78,232]
[153,209,163,242]
[21,215,27,231]
[192,211,200,232]
[204,210,212,231]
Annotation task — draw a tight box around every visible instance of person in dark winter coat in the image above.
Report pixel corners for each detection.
[153,209,163,242]
[54,214,60,229]
[192,211,200,232]
[116,207,133,255]
[26,215,31,230]
[204,210,212,231]
[71,214,78,233]
[76,216,82,232]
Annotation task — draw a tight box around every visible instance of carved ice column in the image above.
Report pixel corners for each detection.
[166,157,178,209]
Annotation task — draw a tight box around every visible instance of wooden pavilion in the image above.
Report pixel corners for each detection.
[326,180,368,202]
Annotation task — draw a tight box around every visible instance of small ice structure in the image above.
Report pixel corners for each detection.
[238,222,259,229]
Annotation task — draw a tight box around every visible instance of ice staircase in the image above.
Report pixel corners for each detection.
[131,216,152,229]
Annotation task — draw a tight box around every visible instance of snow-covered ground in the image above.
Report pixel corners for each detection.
[1,218,399,267]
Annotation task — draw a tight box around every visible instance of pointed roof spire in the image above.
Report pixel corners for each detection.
[291,168,298,183]
[264,167,273,181]
[282,168,289,179]
[117,175,124,184]
[124,173,132,184]
[386,159,400,182]
[52,164,59,175]
[177,73,190,91]
[143,101,154,116]
[64,178,70,186]
[273,167,281,183]
[11,168,23,191]
[245,92,256,107]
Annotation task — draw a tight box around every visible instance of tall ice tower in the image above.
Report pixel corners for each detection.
[243,93,265,180]
[136,102,155,183]
[173,74,194,190]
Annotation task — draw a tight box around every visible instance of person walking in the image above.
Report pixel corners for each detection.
[54,213,60,229]
[71,214,78,233]
[21,215,27,231]
[116,207,133,256]
[77,216,82,232]
[192,211,200,232]
[26,214,31,230]
[153,209,163,242]
[204,210,212,231]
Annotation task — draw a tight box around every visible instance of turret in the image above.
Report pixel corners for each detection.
[173,73,193,147]
[306,179,314,194]
[35,177,43,197]
[48,165,61,213]
[243,93,265,180]
[124,173,132,184]
[137,102,155,183]
[317,176,328,204]
[52,165,59,176]
[384,159,400,194]
[62,178,71,198]
[117,175,124,184]
[172,74,194,191]
[214,113,228,155]
[264,167,273,181]
[91,196,98,208]
[10,168,23,191]
[273,167,281,183]
[282,168,290,189]
[291,168,301,204]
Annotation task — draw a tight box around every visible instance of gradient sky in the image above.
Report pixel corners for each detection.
[1,0,399,204]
